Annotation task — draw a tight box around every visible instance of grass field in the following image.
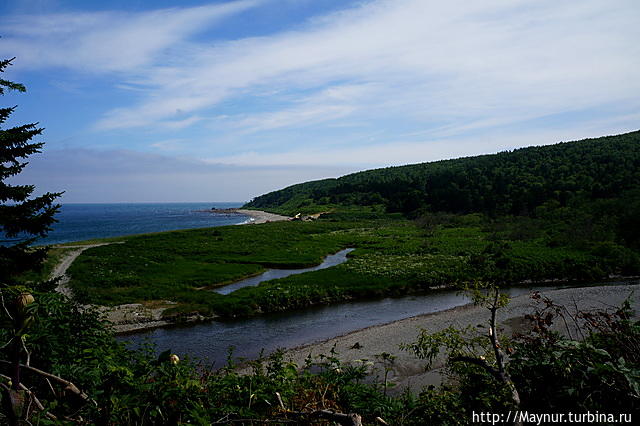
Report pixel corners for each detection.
[62,209,638,319]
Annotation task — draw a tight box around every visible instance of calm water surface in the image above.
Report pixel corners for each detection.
[216,248,355,294]
[122,285,557,368]
[39,202,245,245]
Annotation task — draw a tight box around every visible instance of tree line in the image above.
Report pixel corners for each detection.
[246,131,640,217]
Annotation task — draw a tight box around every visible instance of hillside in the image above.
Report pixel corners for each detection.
[245,130,640,217]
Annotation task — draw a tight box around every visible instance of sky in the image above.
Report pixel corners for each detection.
[1,0,639,203]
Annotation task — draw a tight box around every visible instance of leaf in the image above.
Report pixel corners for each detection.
[156,349,173,364]
[592,348,610,358]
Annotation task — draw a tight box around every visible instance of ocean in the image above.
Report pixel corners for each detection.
[36,202,247,245]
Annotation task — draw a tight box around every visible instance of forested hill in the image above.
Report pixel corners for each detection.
[245,130,640,216]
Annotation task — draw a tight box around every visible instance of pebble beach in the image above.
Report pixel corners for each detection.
[282,283,640,394]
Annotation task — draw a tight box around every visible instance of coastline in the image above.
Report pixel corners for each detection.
[234,208,291,224]
[206,208,291,224]
[51,209,290,333]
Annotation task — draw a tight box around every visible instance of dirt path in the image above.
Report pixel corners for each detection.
[51,243,117,298]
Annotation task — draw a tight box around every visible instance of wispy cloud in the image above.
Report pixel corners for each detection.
[84,0,640,137]
[3,0,639,174]
[204,115,640,167]
[221,84,375,133]
[0,0,263,73]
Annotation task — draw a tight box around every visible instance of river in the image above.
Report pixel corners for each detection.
[215,248,355,294]
[121,285,560,368]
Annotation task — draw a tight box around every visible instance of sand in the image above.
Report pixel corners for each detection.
[53,243,116,298]
[235,209,291,224]
[281,283,640,395]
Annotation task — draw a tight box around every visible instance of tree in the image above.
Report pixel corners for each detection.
[1,56,62,424]
[0,57,61,285]
[403,243,523,425]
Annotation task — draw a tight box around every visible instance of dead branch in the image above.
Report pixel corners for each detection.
[489,290,505,376]
[275,391,285,410]
[0,375,57,421]
[0,360,95,406]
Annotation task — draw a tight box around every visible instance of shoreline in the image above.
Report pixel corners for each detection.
[280,283,640,394]
[234,208,291,224]
[51,209,290,333]
[209,208,291,224]
[109,277,640,335]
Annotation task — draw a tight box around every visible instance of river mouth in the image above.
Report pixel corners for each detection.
[214,248,355,295]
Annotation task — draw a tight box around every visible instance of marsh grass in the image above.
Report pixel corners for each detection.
[64,211,638,318]
[18,246,70,283]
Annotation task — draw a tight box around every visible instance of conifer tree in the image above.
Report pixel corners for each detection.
[0,57,61,286]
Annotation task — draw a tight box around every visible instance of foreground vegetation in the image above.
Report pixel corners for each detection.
[1,285,638,424]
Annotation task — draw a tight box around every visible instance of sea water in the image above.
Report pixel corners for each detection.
[35,202,246,245]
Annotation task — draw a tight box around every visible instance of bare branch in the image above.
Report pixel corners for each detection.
[20,337,31,367]
[0,373,57,421]
[0,292,14,322]
[486,288,506,376]
[450,355,501,382]
[275,391,285,410]
[0,360,95,406]
[312,409,363,426]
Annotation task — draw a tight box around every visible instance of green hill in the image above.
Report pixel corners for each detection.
[245,130,640,217]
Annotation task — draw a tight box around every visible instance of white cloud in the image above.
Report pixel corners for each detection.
[81,0,640,136]
[222,84,376,133]
[159,116,204,130]
[149,138,190,152]
[3,0,639,175]
[0,0,263,73]
[204,116,640,168]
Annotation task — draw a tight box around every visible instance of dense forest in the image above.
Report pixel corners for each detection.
[246,131,640,217]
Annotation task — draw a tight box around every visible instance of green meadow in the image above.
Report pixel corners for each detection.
[65,209,638,319]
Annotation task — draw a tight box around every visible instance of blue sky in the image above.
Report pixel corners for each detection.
[1,0,639,203]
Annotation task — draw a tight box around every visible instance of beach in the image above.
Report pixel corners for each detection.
[234,209,291,224]
[281,283,640,394]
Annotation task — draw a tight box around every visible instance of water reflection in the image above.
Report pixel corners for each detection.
[215,248,355,295]
[122,285,551,367]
